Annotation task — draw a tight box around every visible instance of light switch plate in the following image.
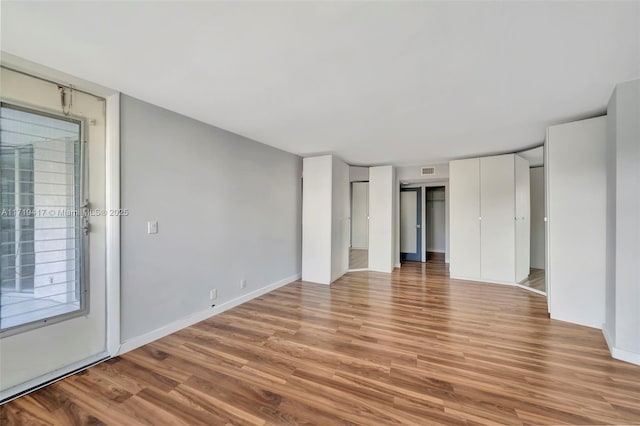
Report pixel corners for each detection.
[147,221,158,234]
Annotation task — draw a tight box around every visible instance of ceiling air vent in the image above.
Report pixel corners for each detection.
[421,166,436,176]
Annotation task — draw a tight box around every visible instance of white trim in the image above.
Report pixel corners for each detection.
[395,262,401,268]
[347,268,369,272]
[602,325,640,366]
[368,268,394,273]
[426,249,446,253]
[0,351,109,403]
[118,274,300,355]
[515,284,546,296]
[105,93,121,356]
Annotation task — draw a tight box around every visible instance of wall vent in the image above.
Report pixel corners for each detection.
[421,166,436,176]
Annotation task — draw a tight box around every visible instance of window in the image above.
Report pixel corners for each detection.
[0,103,86,334]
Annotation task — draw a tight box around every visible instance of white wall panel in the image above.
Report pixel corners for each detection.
[369,165,394,273]
[449,158,480,279]
[547,116,607,329]
[302,156,333,284]
[480,155,516,283]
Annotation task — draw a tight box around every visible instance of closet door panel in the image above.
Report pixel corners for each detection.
[480,155,516,283]
[450,158,481,279]
[515,155,531,282]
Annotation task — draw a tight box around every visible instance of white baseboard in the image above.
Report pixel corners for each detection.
[426,249,445,253]
[118,273,301,355]
[449,275,516,286]
[395,262,401,268]
[602,324,640,366]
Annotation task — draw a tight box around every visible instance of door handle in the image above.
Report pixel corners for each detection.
[417,225,421,228]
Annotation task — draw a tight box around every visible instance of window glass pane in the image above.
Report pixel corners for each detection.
[0,104,84,332]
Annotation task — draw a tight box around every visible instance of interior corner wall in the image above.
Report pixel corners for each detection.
[369,165,395,272]
[302,156,333,284]
[120,95,302,343]
[530,167,545,269]
[349,165,369,182]
[331,158,350,282]
[605,79,640,363]
[605,89,618,345]
[546,116,607,330]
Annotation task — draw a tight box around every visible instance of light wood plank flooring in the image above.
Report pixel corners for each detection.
[349,248,368,269]
[521,268,546,292]
[2,259,640,425]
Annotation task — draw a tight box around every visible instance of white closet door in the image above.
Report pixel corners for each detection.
[480,155,516,283]
[450,158,481,279]
[515,155,531,282]
[547,116,606,329]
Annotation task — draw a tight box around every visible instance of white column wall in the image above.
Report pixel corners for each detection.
[302,156,333,284]
[369,165,395,273]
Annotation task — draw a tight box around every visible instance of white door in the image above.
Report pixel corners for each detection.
[546,116,607,329]
[480,155,516,283]
[351,182,369,249]
[400,190,417,253]
[449,158,481,279]
[515,155,531,283]
[0,68,107,399]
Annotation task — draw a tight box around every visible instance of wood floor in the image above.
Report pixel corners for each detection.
[521,268,545,292]
[349,248,368,269]
[3,260,640,425]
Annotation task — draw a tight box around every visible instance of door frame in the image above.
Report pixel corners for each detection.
[0,56,121,403]
[400,187,422,262]
[424,185,447,262]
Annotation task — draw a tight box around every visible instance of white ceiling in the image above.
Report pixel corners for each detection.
[1,2,638,165]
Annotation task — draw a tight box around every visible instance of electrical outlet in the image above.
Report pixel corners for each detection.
[209,289,217,300]
[240,279,246,289]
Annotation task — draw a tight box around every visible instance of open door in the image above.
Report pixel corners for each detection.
[400,187,421,262]
[0,67,108,401]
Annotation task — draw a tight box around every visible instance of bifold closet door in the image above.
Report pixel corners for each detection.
[450,158,480,279]
[480,155,515,283]
[515,155,531,283]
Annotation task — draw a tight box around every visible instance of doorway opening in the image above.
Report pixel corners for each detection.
[425,186,446,263]
[349,181,368,269]
[400,187,422,262]
[517,146,546,295]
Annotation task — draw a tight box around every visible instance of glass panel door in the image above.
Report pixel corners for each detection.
[1,104,86,333]
[0,67,107,401]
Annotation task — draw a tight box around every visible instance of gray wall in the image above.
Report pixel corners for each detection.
[530,167,545,269]
[120,95,302,342]
[605,79,640,358]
